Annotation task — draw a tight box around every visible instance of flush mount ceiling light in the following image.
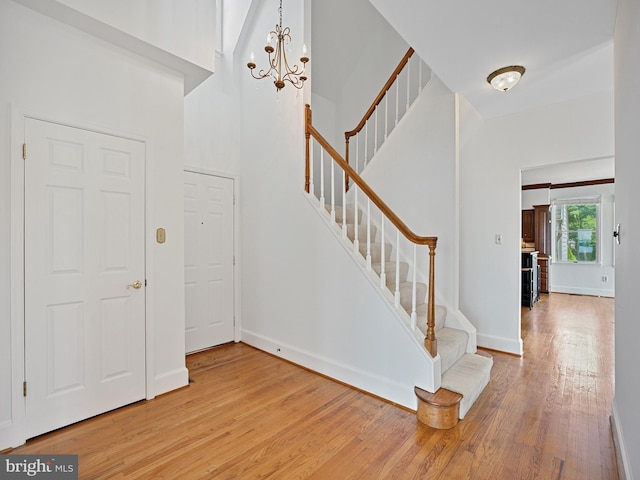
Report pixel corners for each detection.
[487,65,526,92]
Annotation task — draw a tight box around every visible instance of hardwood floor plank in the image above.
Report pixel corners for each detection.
[10,293,618,479]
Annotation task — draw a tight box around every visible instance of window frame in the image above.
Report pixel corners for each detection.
[551,196,602,265]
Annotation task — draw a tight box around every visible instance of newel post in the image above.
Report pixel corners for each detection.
[424,240,437,357]
[305,104,312,193]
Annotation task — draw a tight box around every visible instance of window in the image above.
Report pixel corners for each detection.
[552,197,600,263]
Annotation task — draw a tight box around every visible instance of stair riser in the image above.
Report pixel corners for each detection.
[346,224,377,243]
[330,206,361,225]
[358,242,392,264]
[373,262,409,289]
[398,282,427,312]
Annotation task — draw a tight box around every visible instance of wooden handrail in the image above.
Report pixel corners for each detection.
[343,47,415,192]
[344,47,414,140]
[307,107,436,248]
[305,103,437,357]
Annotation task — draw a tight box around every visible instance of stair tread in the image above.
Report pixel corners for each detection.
[436,327,469,374]
[441,353,493,419]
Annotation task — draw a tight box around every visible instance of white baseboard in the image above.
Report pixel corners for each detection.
[241,329,419,410]
[612,400,633,480]
[476,332,523,355]
[550,286,615,297]
[152,367,189,398]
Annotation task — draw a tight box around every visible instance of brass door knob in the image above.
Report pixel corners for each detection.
[127,280,142,289]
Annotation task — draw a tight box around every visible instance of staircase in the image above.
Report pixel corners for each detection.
[304,48,493,428]
[327,203,492,426]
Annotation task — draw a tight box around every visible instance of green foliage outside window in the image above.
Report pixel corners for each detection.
[554,203,598,263]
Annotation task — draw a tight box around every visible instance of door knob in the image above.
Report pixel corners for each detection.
[127,280,142,289]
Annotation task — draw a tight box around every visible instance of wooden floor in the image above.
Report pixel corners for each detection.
[12,293,618,479]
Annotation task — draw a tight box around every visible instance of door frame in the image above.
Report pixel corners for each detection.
[184,166,242,344]
[9,106,156,446]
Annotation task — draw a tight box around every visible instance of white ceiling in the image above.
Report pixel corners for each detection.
[368,0,618,119]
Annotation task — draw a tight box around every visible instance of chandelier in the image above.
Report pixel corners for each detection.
[247,0,309,91]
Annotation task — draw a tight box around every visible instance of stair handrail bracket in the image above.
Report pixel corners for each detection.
[304,103,438,358]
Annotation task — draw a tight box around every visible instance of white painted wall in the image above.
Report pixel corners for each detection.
[53,0,216,71]
[13,0,215,94]
[521,189,549,209]
[361,75,457,308]
[459,90,614,354]
[237,0,437,409]
[184,56,241,174]
[311,0,408,145]
[613,0,640,476]
[0,0,188,449]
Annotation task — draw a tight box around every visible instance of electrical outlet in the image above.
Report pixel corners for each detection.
[602,275,608,282]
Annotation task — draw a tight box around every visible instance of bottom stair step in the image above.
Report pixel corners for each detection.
[441,352,493,419]
[414,386,462,429]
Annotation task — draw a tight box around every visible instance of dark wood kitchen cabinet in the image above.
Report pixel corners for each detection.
[533,204,551,293]
[522,209,535,242]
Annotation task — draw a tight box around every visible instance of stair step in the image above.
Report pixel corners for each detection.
[330,205,361,225]
[441,352,493,419]
[414,386,462,429]
[416,303,447,330]
[372,261,409,289]
[397,281,427,312]
[358,242,391,264]
[435,327,469,374]
[344,223,377,243]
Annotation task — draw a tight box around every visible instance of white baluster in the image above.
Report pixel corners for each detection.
[366,199,371,270]
[394,230,401,307]
[410,244,417,330]
[395,76,400,128]
[406,61,411,112]
[380,213,386,289]
[341,170,347,239]
[355,133,360,175]
[418,55,423,93]
[364,121,368,168]
[319,148,325,208]
[309,139,315,198]
[374,107,378,155]
[353,186,359,254]
[384,94,389,141]
[330,157,335,222]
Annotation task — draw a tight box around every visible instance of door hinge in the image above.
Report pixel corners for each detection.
[233,256,236,266]
[23,381,27,397]
[22,143,27,160]
[145,279,148,287]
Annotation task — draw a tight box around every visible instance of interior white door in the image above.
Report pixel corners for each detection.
[24,118,146,439]
[184,172,234,353]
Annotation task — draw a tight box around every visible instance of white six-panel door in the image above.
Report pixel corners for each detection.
[24,119,146,439]
[184,172,234,353]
